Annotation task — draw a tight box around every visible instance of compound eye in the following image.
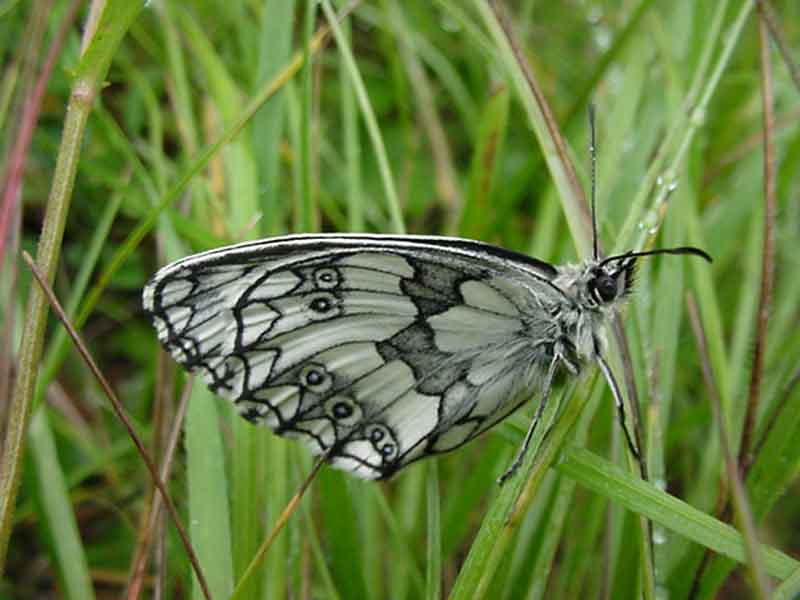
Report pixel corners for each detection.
[591,275,618,303]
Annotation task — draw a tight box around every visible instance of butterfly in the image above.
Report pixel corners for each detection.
[142,233,710,482]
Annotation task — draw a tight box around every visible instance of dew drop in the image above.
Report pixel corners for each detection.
[642,209,658,231]
[594,27,611,50]
[653,527,667,545]
[690,107,706,125]
[623,135,634,153]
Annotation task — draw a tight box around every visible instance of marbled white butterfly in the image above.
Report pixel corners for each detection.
[142,233,709,482]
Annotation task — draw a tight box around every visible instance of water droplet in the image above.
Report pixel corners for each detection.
[653,527,667,545]
[594,27,611,50]
[690,107,706,125]
[607,67,623,92]
[641,209,658,232]
[656,175,664,187]
[623,136,634,153]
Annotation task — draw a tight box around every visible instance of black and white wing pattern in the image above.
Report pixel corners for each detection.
[143,234,570,479]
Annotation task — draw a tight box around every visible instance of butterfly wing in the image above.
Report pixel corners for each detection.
[143,234,567,479]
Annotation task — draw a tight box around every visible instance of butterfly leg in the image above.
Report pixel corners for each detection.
[497,357,559,486]
[595,353,641,464]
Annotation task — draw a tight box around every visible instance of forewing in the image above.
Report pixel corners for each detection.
[143,235,564,479]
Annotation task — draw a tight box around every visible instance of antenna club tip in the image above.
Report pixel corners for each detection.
[668,246,713,263]
[689,247,713,263]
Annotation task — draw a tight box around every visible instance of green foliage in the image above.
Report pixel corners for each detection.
[3,0,799,598]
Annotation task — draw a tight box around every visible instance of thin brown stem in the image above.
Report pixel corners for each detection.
[126,377,194,600]
[686,293,771,599]
[756,0,800,93]
[752,364,800,459]
[740,8,778,474]
[22,251,213,600]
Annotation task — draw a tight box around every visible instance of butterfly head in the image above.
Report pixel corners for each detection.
[585,245,712,308]
[586,257,637,307]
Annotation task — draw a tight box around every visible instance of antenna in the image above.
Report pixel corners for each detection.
[599,246,713,267]
[588,104,599,260]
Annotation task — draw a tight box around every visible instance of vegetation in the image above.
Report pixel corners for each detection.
[1,1,798,598]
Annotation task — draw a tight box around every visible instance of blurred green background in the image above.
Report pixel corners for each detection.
[1,1,798,598]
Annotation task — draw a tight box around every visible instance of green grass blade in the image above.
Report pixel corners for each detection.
[426,461,442,600]
[317,470,368,598]
[459,84,509,240]
[27,410,95,600]
[185,387,234,599]
[556,446,799,580]
[339,15,365,232]
[320,0,405,234]
[299,0,318,232]
[253,0,296,235]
